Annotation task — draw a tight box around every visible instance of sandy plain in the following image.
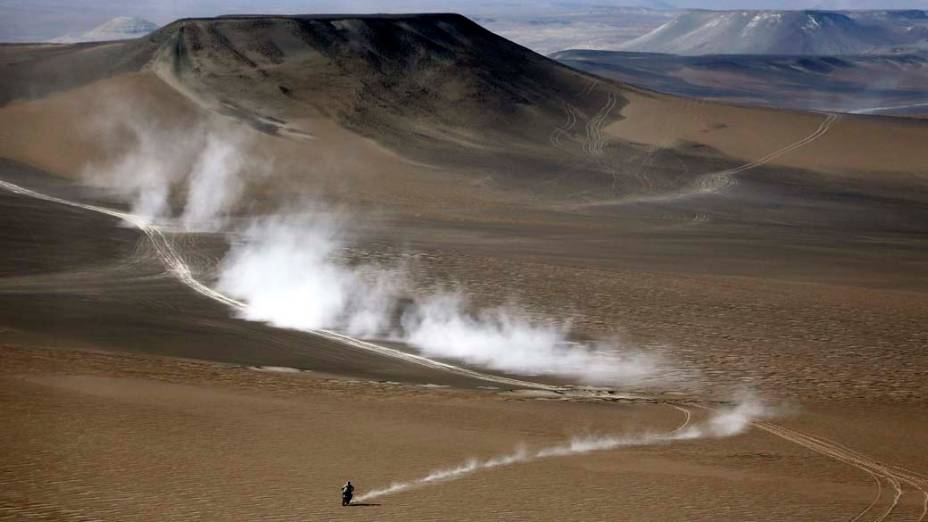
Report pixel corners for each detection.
[1,14,927,521]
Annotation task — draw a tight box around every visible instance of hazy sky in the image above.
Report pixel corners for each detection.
[2,0,927,41]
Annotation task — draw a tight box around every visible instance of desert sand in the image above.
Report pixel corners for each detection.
[1,14,927,521]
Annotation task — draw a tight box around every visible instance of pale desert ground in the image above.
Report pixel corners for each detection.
[1,14,927,521]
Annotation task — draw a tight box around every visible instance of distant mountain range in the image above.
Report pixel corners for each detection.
[552,49,928,115]
[52,16,158,44]
[617,10,928,55]
[474,7,673,55]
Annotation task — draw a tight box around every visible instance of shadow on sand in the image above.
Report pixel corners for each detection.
[347,503,381,507]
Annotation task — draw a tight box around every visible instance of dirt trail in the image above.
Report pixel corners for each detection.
[584,92,617,156]
[578,112,840,207]
[684,402,926,521]
[694,113,839,193]
[667,404,693,434]
[4,176,925,518]
[549,102,578,151]
[753,420,927,522]
[0,178,567,392]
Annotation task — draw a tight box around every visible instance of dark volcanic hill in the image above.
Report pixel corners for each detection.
[4,14,682,200]
[3,14,640,196]
[152,14,616,162]
[3,13,928,219]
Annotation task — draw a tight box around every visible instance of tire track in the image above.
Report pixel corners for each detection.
[0,178,568,393]
[752,422,886,520]
[888,466,928,522]
[583,92,617,156]
[669,404,692,433]
[582,78,599,96]
[6,177,926,520]
[688,401,925,522]
[549,102,578,151]
[553,83,625,194]
[577,112,840,208]
[752,421,926,522]
[694,113,839,194]
[850,472,885,522]
[570,86,622,193]
[809,434,928,521]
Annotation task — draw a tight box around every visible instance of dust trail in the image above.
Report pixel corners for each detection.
[0,178,562,392]
[213,211,667,387]
[849,101,928,115]
[81,100,264,229]
[356,400,767,502]
[8,177,924,517]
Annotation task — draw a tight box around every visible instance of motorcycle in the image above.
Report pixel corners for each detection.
[341,489,353,506]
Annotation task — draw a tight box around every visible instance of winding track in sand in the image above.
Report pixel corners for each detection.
[690,402,927,522]
[669,404,692,433]
[549,102,578,151]
[584,92,617,156]
[555,87,624,192]
[574,111,840,208]
[693,113,839,194]
[554,94,837,204]
[2,175,924,518]
[0,178,565,392]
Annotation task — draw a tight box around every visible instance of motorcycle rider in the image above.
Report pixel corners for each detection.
[341,480,355,506]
